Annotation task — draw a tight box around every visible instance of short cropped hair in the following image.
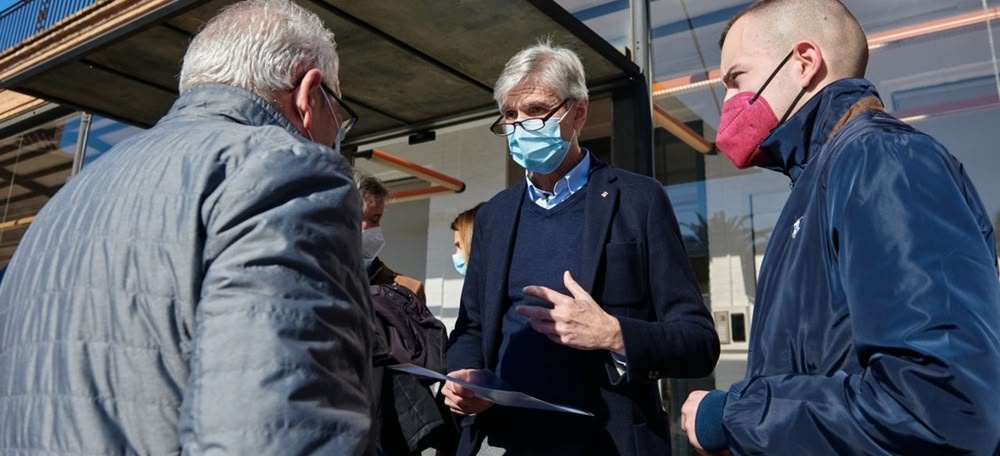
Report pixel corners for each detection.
[354,171,388,210]
[719,0,868,78]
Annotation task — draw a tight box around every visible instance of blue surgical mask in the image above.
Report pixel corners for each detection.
[451,251,467,276]
[507,117,572,174]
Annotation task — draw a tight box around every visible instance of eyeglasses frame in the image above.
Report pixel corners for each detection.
[489,98,571,136]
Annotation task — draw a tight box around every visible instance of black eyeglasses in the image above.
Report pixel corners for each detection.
[320,83,359,137]
[489,99,570,136]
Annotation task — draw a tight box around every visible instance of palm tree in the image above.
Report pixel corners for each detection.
[681,211,772,303]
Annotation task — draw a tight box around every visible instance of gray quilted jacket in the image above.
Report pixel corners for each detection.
[0,84,375,455]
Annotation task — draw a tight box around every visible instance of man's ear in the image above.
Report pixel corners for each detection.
[571,98,589,132]
[295,68,325,131]
[792,40,824,90]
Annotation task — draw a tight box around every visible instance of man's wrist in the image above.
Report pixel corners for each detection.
[695,390,729,452]
[606,315,625,355]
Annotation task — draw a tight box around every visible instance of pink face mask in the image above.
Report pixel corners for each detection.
[715,50,804,169]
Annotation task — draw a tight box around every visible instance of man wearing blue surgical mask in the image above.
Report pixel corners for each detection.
[442,40,720,456]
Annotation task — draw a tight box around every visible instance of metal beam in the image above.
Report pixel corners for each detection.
[80,58,177,95]
[528,0,641,77]
[0,166,57,197]
[342,96,410,127]
[652,104,712,154]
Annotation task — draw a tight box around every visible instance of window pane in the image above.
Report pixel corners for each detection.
[82,114,144,168]
[0,114,78,265]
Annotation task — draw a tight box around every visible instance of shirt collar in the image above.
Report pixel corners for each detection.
[526,150,591,209]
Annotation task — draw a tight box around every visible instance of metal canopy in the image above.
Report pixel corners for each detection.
[0,0,639,146]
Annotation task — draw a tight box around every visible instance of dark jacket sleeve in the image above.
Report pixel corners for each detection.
[179,142,375,455]
[719,134,1000,455]
[614,180,720,383]
[446,207,488,373]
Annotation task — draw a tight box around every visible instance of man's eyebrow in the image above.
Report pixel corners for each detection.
[500,100,554,114]
[526,100,558,110]
[722,69,734,86]
[721,65,740,86]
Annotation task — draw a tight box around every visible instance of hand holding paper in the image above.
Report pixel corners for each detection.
[393,363,593,416]
[441,369,495,416]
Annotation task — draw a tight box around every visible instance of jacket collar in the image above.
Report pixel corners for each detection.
[759,78,881,182]
[580,158,617,292]
[490,156,616,291]
[162,84,302,138]
[480,157,617,367]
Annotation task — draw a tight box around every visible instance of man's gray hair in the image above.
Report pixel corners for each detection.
[354,171,388,209]
[178,0,339,100]
[493,39,588,107]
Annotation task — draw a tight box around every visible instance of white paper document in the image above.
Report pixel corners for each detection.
[389,363,594,416]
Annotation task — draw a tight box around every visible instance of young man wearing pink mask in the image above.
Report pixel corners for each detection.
[680,1,1000,455]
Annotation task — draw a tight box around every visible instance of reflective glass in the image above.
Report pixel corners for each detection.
[556,0,631,50]
[82,114,144,168]
[0,114,78,265]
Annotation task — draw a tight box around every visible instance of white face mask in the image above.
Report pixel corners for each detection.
[361,226,385,261]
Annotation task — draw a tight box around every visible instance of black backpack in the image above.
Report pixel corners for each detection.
[370,284,454,454]
[370,284,447,373]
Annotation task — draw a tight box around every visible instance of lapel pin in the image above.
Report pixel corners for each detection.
[601,191,608,198]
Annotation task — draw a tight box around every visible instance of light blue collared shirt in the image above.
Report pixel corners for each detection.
[525,150,591,209]
[523,150,628,373]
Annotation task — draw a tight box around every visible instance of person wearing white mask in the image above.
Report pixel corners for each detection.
[356,172,426,302]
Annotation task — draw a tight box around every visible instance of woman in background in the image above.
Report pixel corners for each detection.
[450,203,484,276]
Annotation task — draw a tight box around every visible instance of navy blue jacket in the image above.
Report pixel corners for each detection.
[699,79,1000,455]
[447,158,720,455]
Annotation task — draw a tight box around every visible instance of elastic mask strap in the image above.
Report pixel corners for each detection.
[779,88,807,124]
[750,49,796,104]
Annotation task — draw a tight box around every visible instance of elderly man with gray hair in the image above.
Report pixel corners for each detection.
[442,40,720,455]
[0,0,374,454]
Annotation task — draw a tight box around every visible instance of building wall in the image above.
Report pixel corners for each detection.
[353,117,509,330]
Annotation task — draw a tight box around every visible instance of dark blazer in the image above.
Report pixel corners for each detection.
[446,157,720,456]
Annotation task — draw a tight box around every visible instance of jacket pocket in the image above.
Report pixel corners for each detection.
[601,242,647,307]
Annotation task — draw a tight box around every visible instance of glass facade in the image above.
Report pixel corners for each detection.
[0,112,142,267]
[0,114,77,265]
